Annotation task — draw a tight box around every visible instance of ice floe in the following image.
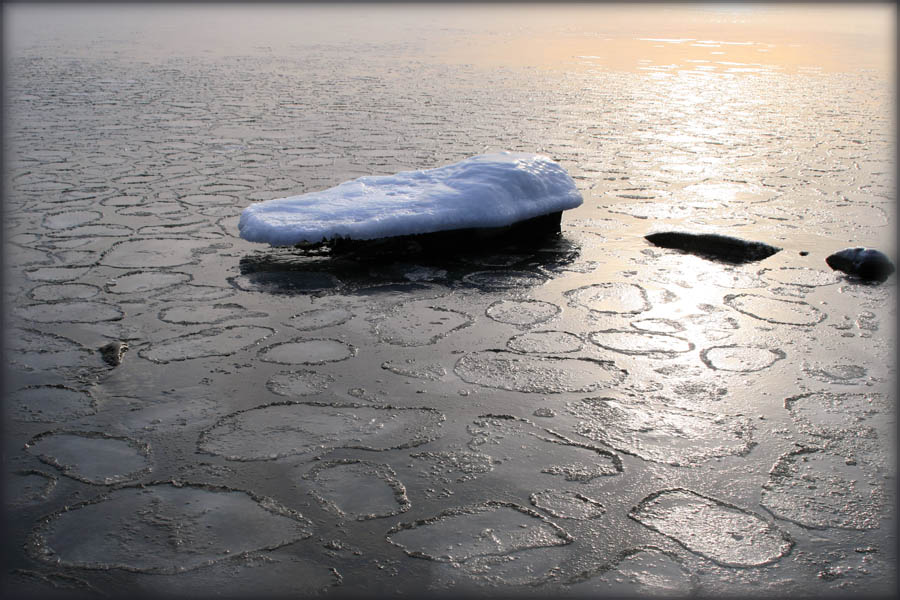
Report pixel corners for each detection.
[257,338,356,365]
[724,293,826,326]
[266,370,334,397]
[11,386,96,423]
[630,488,793,567]
[700,344,786,372]
[287,306,353,331]
[568,397,753,466]
[529,489,605,519]
[455,351,627,394]
[239,153,582,246]
[28,482,313,573]
[139,325,275,363]
[588,329,694,358]
[761,447,888,530]
[25,431,151,485]
[485,299,561,327]
[467,415,622,482]
[566,547,696,596]
[564,282,651,315]
[386,501,573,562]
[371,297,473,346]
[198,401,444,461]
[507,330,583,354]
[304,459,410,520]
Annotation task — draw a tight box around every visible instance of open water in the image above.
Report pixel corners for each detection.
[3,5,896,597]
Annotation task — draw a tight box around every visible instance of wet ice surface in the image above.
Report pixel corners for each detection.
[4,4,895,597]
[29,483,313,573]
[630,489,794,567]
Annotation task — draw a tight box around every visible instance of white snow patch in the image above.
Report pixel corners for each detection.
[238,152,583,246]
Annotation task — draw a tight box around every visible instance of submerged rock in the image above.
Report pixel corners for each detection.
[644,231,781,264]
[825,247,894,282]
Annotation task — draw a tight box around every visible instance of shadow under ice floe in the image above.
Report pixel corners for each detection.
[629,488,794,567]
[567,397,753,466]
[455,350,627,394]
[27,482,313,573]
[198,401,444,461]
[386,501,573,562]
[461,270,548,290]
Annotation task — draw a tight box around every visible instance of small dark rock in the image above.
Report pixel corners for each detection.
[644,231,781,264]
[825,247,894,283]
[799,251,809,256]
[99,341,129,367]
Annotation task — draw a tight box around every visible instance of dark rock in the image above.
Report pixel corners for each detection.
[825,247,894,283]
[99,341,129,366]
[644,231,782,264]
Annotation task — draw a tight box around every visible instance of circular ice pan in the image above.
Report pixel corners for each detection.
[564,282,651,315]
[27,482,313,573]
[105,270,192,295]
[629,488,793,568]
[485,299,560,327]
[25,431,151,485]
[506,330,583,354]
[198,401,444,462]
[724,293,826,326]
[139,325,275,364]
[14,301,123,324]
[258,338,356,365]
[700,344,786,372]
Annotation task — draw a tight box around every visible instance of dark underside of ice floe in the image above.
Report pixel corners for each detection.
[295,211,563,258]
[644,231,782,264]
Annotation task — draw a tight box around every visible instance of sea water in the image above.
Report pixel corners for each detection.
[4,4,895,596]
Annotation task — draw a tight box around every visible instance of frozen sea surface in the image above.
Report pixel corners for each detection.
[3,4,895,598]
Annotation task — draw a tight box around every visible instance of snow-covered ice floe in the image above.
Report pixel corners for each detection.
[238,152,583,247]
